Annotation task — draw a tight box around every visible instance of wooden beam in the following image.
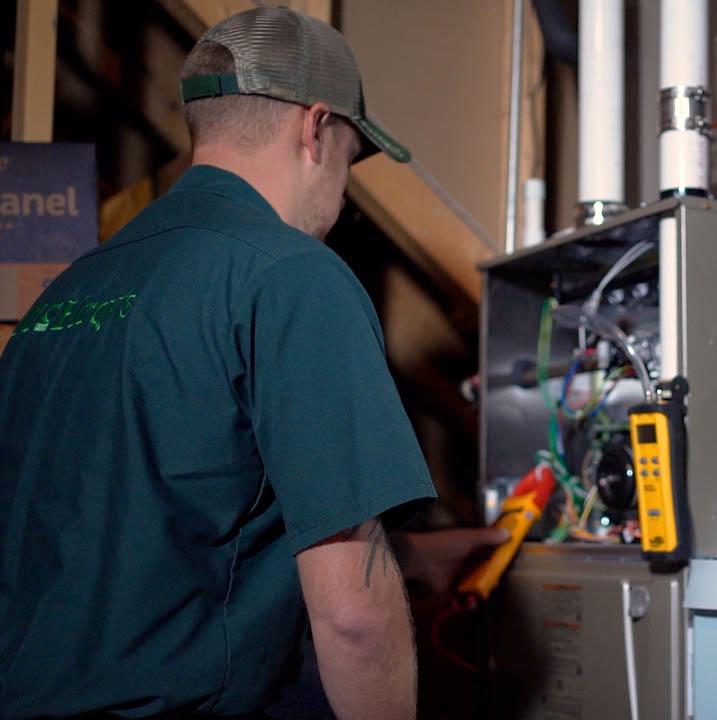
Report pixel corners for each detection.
[286,0,331,22]
[161,0,332,33]
[6,0,60,354]
[65,0,189,153]
[12,0,58,141]
[159,0,254,34]
[348,155,493,305]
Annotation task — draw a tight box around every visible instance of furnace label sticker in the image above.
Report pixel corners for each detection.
[539,583,584,720]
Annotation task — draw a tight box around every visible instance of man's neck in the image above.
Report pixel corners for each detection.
[191,144,302,230]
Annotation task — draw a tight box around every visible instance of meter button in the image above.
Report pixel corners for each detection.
[640,469,649,477]
[652,469,660,477]
[648,509,662,517]
[652,457,659,464]
[639,458,648,465]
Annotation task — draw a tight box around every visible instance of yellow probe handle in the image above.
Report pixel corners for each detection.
[458,492,542,600]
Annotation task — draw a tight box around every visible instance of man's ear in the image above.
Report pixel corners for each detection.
[301,102,331,165]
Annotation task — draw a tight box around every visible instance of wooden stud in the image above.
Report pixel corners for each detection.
[68,0,189,154]
[160,0,254,34]
[12,0,59,142]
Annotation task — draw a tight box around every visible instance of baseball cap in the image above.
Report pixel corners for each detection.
[180,6,411,164]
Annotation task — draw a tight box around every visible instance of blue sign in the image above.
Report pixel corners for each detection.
[0,142,97,263]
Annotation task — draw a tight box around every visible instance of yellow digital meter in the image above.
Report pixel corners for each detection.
[628,376,690,565]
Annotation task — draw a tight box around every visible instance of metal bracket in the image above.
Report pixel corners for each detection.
[660,86,712,139]
[575,200,628,227]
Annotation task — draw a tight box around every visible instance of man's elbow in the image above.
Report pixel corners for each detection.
[311,597,401,651]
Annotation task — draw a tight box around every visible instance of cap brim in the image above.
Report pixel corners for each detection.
[351,116,412,164]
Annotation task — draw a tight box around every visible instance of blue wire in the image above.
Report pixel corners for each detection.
[560,356,582,410]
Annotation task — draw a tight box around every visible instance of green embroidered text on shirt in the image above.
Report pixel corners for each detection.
[13,291,137,335]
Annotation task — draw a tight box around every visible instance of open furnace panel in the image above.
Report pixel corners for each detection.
[481,209,666,544]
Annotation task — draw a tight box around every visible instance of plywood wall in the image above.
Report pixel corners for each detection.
[341,0,544,253]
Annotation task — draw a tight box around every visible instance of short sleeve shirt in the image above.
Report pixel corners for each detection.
[0,166,436,718]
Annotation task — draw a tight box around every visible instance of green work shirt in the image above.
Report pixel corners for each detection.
[0,166,436,718]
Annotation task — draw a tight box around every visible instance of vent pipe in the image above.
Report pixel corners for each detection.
[659,0,710,197]
[659,0,710,382]
[577,0,626,225]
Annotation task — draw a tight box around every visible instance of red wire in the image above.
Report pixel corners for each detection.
[430,601,481,673]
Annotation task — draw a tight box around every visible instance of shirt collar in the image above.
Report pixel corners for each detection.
[170,165,280,220]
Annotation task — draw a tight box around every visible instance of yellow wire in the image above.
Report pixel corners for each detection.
[578,485,599,530]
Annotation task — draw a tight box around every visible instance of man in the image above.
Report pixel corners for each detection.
[1,7,438,720]
[0,7,511,718]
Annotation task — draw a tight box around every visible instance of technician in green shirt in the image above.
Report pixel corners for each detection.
[0,8,504,720]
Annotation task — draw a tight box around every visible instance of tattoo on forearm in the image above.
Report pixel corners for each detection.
[364,521,393,587]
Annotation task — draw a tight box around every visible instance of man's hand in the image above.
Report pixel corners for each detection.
[297,519,417,720]
[389,527,510,595]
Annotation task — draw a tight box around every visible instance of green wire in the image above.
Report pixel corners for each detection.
[537,298,558,410]
[534,297,593,543]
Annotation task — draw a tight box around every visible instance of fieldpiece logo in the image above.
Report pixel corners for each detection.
[13,291,137,336]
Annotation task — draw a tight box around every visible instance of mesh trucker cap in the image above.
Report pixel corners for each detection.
[180,6,411,164]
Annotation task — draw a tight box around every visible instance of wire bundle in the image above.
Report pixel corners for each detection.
[536,298,630,543]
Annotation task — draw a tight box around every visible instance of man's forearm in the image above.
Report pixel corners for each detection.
[299,521,417,720]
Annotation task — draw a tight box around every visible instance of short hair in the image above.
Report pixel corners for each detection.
[181,42,292,149]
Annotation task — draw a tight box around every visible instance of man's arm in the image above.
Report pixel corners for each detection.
[389,527,510,594]
[296,518,416,720]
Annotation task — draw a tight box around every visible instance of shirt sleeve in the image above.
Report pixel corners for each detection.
[245,251,436,554]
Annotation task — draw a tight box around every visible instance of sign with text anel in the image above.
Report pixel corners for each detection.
[0,142,98,320]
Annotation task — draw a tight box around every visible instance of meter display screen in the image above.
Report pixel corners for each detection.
[637,424,657,444]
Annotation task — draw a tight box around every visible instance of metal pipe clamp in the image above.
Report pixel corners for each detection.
[660,85,712,137]
[575,200,628,226]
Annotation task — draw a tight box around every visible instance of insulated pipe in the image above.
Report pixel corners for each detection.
[659,0,709,381]
[577,0,625,225]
